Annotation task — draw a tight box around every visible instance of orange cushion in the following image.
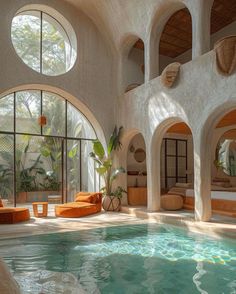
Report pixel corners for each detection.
[0,199,3,207]
[55,202,98,218]
[75,195,94,203]
[75,192,91,198]
[0,208,30,224]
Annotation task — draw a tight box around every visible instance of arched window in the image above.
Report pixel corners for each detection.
[159,8,192,74]
[0,90,97,206]
[123,37,145,93]
[11,7,77,76]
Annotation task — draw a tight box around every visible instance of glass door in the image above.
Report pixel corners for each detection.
[0,134,14,206]
[15,135,63,206]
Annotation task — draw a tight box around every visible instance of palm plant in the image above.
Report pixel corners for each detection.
[89,126,126,198]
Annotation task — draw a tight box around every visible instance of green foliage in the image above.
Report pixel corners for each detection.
[39,171,60,191]
[89,126,126,198]
[111,186,127,199]
[11,13,69,75]
[93,140,105,159]
[107,126,123,155]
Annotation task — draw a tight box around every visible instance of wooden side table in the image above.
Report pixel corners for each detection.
[32,202,48,217]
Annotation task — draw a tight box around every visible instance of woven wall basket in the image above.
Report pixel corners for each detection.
[161,62,181,88]
[214,35,236,76]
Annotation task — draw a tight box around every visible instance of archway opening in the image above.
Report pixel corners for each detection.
[159,8,192,74]
[0,90,99,209]
[210,0,236,49]
[211,109,236,217]
[124,39,145,93]
[160,122,194,212]
[126,133,147,207]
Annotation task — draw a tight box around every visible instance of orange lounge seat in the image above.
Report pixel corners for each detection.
[0,208,30,224]
[55,192,102,218]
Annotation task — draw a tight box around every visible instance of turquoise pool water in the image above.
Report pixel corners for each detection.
[0,224,235,294]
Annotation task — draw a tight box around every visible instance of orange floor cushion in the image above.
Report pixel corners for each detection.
[55,202,99,218]
[0,208,30,224]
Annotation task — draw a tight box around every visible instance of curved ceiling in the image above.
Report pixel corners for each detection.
[64,0,236,56]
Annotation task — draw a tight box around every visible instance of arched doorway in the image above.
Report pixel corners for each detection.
[123,37,145,93]
[160,122,194,211]
[211,109,236,217]
[126,133,147,207]
[0,90,99,208]
[159,7,192,74]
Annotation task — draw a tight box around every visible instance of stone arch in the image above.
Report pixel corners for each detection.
[148,0,192,79]
[120,34,145,93]
[197,99,236,220]
[201,100,236,164]
[116,128,146,205]
[149,116,193,211]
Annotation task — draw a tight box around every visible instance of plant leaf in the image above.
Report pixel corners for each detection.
[107,126,117,155]
[95,166,107,175]
[68,146,77,158]
[93,140,105,159]
[103,159,112,168]
[108,126,123,155]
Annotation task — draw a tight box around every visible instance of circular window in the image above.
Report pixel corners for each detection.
[11,6,77,76]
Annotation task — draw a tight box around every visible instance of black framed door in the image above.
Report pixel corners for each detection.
[162,138,188,189]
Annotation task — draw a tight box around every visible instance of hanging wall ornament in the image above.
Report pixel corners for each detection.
[161,62,181,88]
[214,35,236,76]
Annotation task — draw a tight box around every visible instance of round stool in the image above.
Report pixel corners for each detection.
[161,194,183,211]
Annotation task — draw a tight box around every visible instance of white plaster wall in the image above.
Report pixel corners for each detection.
[118,50,236,220]
[1,0,236,221]
[124,48,144,90]
[0,0,117,140]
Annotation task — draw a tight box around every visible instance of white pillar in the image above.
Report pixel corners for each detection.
[146,142,161,211]
[192,0,213,58]
[194,136,212,221]
[145,34,159,82]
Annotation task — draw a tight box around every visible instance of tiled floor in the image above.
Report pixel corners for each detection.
[0,208,150,240]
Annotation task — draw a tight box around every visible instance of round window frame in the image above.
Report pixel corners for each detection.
[11,4,77,76]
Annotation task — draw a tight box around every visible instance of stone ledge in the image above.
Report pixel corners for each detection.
[121,206,236,239]
[0,258,21,294]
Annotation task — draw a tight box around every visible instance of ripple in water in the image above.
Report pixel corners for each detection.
[0,224,235,294]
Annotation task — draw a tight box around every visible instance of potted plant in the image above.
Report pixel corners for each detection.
[89,126,126,211]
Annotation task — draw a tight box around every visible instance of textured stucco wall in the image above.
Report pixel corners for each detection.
[0,0,117,142]
[118,50,236,221]
[1,0,235,221]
